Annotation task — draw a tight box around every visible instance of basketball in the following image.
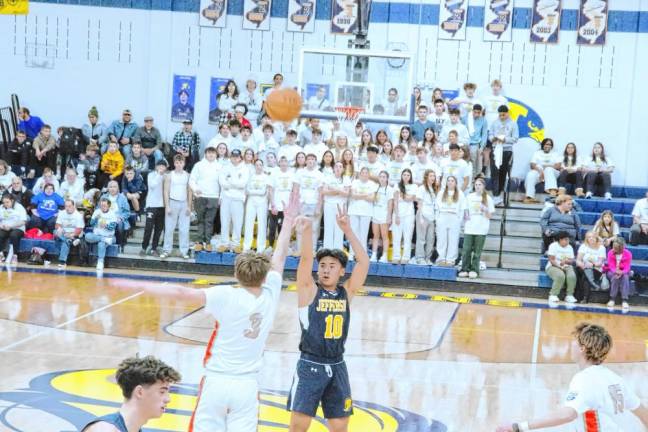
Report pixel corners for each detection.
[264,88,302,122]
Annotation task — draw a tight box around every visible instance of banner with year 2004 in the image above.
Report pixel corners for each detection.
[483,0,514,42]
[577,0,608,45]
[438,0,467,40]
[530,0,561,43]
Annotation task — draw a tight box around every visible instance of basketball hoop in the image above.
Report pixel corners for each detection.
[334,106,364,124]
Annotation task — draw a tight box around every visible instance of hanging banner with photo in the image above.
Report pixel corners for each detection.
[243,0,272,30]
[0,0,28,14]
[208,77,233,124]
[331,0,371,34]
[287,0,316,32]
[530,0,561,43]
[577,0,608,45]
[171,75,196,122]
[483,0,514,42]
[199,0,227,27]
[438,0,467,40]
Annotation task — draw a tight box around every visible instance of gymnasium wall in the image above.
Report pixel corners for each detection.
[0,0,646,186]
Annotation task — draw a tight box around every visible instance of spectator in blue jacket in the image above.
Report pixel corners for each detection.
[17,107,45,140]
[101,180,131,246]
[121,166,147,217]
[105,109,139,158]
[29,183,64,233]
[81,106,108,145]
[468,104,488,178]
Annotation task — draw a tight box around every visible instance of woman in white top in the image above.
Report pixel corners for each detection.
[391,168,417,264]
[294,151,307,173]
[546,231,577,303]
[215,142,230,166]
[378,140,393,165]
[458,177,494,278]
[161,155,192,259]
[429,142,445,167]
[244,159,273,253]
[371,171,394,263]
[355,129,372,165]
[243,148,256,176]
[321,161,351,250]
[581,142,614,199]
[415,170,438,265]
[460,146,474,193]
[0,193,27,265]
[435,175,466,266]
[319,150,335,178]
[347,167,378,260]
[341,149,356,180]
[0,160,16,193]
[575,230,607,303]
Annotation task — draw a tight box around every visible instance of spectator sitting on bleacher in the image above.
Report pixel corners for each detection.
[17,107,44,140]
[575,230,606,303]
[125,142,150,178]
[81,106,107,144]
[59,167,85,207]
[100,140,125,188]
[32,125,58,175]
[122,166,147,217]
[0,160,16,193]
[55,198,85,270]
[630,190,648,246]
[593,210,620,249]
[86,197,119,271]
[581,142,614,200]
[540,194,581,252]
[6,130,32,181]
[557,142,583,197]
[523,138,561,204]
[133,116,164,166]
[29,183,63,233]
[0,193,27,265]
[545,231,577,304]
[32,167,60,195]
[101,180,131,246]
[5,177,33,210]
[77,143,101,189]
[604,236,632,310]
[105,109,138,157]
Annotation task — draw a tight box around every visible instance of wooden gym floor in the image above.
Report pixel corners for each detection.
[0,266,647,431]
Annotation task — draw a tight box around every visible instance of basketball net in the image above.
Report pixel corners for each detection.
[334,106,364,137]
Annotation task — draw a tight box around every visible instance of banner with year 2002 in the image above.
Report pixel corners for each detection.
[483,0,514,42]
[530,0,561,43]
[577,0,608,45]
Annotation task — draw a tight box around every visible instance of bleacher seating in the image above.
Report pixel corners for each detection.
[18,239,119,258]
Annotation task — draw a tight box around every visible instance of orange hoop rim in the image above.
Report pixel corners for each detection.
[334,106,364,121]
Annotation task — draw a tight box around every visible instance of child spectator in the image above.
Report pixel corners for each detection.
[29,183,64,233]
[391,168,417,264]
[593,210,620,249]
[59,167,85,206]
[78,143,101,189]
[161,155,192,260]
[546,231,577,304]
[415,170,438,265]
[55,199,85,270]
[125,142,151,177]
[32,167,60,195]
[0,194,27,265]
[435,175,466,266]
[575,230,606,303]
[140,160,167,256]
[121,166,147,216]
[86,197,119,271]
[100,140,125,188]
[604,237,633,309]
[459,177,494,278]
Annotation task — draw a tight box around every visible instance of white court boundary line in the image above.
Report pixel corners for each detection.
[0,290,144,352]
[531,308,542,364]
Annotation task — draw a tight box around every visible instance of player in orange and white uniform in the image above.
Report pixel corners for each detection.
[497,323,648,432]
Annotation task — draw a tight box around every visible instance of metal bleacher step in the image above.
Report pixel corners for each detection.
[480,251,540,271]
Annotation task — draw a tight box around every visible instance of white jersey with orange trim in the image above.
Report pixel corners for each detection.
[564,365,640,431]
[202,271,282,377]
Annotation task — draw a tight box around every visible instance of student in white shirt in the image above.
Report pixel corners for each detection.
[435,175,466,266]
[215,142,230,166]
[581,142,614,199]
[391,168,418,264]
[386,145,407,187]
[412,147,441,185]
[303,128,328,163]
[458,177,494,278]
[545,231,577,303]
[206,123,232,153]
[360,146,385,184]
[371,171,394,263]
[239,125,257,153]
[0,194,27,265]
[243,148,256,177]
[482,79,508,127]
[161,155,192,260]
[441,143,470,192]
[294,151,307,173]
[277,129,301,166]
[347,167,378,260]
[141,160,167,256]
[244,160,273,253]
[340,149,356,180]
[321,161,351,250]
[497,323,648,432]
[378,140,393,165]
[414,170,438,265]
[256,124,279,165]
[267,157,294,252]
[190,146,221,252]
[428,99,450,135]
[575,230,607,303]
[293,153,324,253]
[524,138,561,203]
[355,129,373,165]
[218,149,249,253]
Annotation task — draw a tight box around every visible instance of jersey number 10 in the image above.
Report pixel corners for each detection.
[324,314,344,339]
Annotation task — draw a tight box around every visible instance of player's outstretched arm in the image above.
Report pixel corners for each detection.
[633,404,648,427]
[295,216,317,308]
[271,189,299,275]
[496,407,577,431]
[139,282,207,306]
[338,204,369,299]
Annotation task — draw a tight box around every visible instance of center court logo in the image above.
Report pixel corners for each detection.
[0,369,448,431]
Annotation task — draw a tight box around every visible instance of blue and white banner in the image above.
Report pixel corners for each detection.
[171,75,196,122]
[483,0,514,42]
[287,0,316,32]
[243,0,272,30]
[331,0,371,34]
[530,0,561,43]
[438,0,467,40]
[199,0,227,27]
[577,0,608,45]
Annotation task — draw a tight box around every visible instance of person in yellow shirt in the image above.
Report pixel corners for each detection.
[100,141,125,188]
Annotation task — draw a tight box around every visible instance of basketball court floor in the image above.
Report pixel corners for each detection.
[0,266,647,432]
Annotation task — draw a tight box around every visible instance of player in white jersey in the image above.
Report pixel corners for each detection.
[143,190,301,432]
[497,323,648,432]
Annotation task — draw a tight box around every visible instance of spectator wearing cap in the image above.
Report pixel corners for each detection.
[172,119,201,171]
[233,103,252,129]
[239,77,263,124]
[189,146,221,252]
[467,104,488,178]
[82,106,108,145]
[217,149,248,252]
[105,109,139,158]
[488,105,519,204]
[410,105,434,141]
[171,88,194,122]
[134,116,164,167]
[17,107,45,140]
[140,159,167,256]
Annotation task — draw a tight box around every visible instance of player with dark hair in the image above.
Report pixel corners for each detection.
[81,356,181,432]
[287,204,369,432]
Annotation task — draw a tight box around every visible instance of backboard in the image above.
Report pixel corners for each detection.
[297,47,414,124]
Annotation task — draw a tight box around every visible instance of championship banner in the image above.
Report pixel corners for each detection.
[331,0,371,34]
[0,0,28,14]
[577,0,607,45]
[484,0,514,41]
[287,0,316,32]
[243,0,271,30]
[171,75,196,123]
[199,0,227,27]
[438,0,467,40]
[530,0,561,43]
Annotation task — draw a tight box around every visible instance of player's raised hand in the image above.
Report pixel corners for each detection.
[294,215,312,234]
[283,189,301,222]
[336,203,351,232]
